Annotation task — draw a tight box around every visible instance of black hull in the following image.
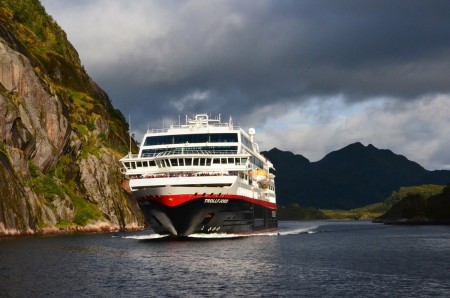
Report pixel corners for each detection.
[139,197,277,236]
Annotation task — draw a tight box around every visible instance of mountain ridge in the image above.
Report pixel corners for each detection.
[263,142,450,209]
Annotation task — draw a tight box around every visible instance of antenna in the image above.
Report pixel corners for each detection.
[128,114,132,157]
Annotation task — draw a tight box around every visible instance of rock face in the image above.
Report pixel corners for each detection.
[0,1,143,235]
[0,37,68,171]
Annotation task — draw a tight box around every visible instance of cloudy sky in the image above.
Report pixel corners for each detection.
[41,0,450,170]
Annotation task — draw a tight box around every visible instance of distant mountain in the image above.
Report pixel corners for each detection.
[263,143,450,209]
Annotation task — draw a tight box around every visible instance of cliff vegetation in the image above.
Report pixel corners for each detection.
[377,184,450,224]
[0,0,143,235]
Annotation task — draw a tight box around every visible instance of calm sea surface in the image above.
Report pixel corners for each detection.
[1,221,450,297]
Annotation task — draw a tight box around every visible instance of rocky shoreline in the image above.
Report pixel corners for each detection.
[373,218,450,225]
[0,221,144,237]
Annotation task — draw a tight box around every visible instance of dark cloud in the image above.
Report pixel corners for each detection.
[42,0,450,169]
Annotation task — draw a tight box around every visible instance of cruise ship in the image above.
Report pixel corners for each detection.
[120,114,277,236]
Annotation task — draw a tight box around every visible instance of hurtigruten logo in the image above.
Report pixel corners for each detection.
[204,198,229,204]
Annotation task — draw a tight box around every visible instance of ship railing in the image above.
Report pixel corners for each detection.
[121,153,139,159]
[147,124,241,134]
[130,171,239,180]
[141,150,243,158]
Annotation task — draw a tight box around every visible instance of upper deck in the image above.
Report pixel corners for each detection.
[120,114,274,175]
[147,114,240,134]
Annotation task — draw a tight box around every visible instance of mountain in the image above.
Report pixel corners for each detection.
[263,143,450,209]
[0,0,143,235]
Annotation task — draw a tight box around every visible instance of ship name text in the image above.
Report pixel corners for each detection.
[204,199,229,204]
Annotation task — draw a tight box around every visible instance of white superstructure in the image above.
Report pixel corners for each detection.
[120,114,277,236]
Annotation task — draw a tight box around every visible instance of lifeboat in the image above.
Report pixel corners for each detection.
[249,169,269,182]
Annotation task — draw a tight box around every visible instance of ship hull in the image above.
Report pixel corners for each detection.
[137,194,277,236]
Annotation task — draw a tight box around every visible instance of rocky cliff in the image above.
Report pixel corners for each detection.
[0,0,143,235]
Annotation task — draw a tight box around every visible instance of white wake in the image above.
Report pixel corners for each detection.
[119,234,170,240]
[188,225,318,239]
[118,225,318,240]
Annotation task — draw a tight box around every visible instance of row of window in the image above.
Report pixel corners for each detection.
[123,157,249,170]
[143,133,238,146]
[140,146,238,157]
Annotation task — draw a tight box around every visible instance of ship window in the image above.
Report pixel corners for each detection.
[170,159,178,166]
[207,159,212,166]
[185,158,192,166]
[241,158,248,165]
[123,162,130,169]
[193,158,199,166]
[221,158,227,164]
[209,133,238,143]
[149,160,156,167]
[142,161,148,167]
[213,158,220,164]
[241,134,253,149]
[141,146,237,155]
[200,158,206,166]
[131,162,136,169]
[137,162,142,167]
[143,133,238,146]
[228,158,234,164]
[250,156,264,169]
[178,159,184,166]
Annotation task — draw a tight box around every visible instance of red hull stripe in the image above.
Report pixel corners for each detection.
[136,193,277,210]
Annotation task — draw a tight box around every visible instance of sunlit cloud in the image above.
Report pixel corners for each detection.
[257,95,450,170]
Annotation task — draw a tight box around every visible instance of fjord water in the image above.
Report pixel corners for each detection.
[1,221,450,297]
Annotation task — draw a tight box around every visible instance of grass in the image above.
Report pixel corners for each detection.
[28,161,64,202]
[321,185,446,220]
[62,183,103,226]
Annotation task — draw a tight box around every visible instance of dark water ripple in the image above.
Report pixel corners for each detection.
[1,221,450,297]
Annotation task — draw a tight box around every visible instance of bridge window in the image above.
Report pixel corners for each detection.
[143,133,238,146]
